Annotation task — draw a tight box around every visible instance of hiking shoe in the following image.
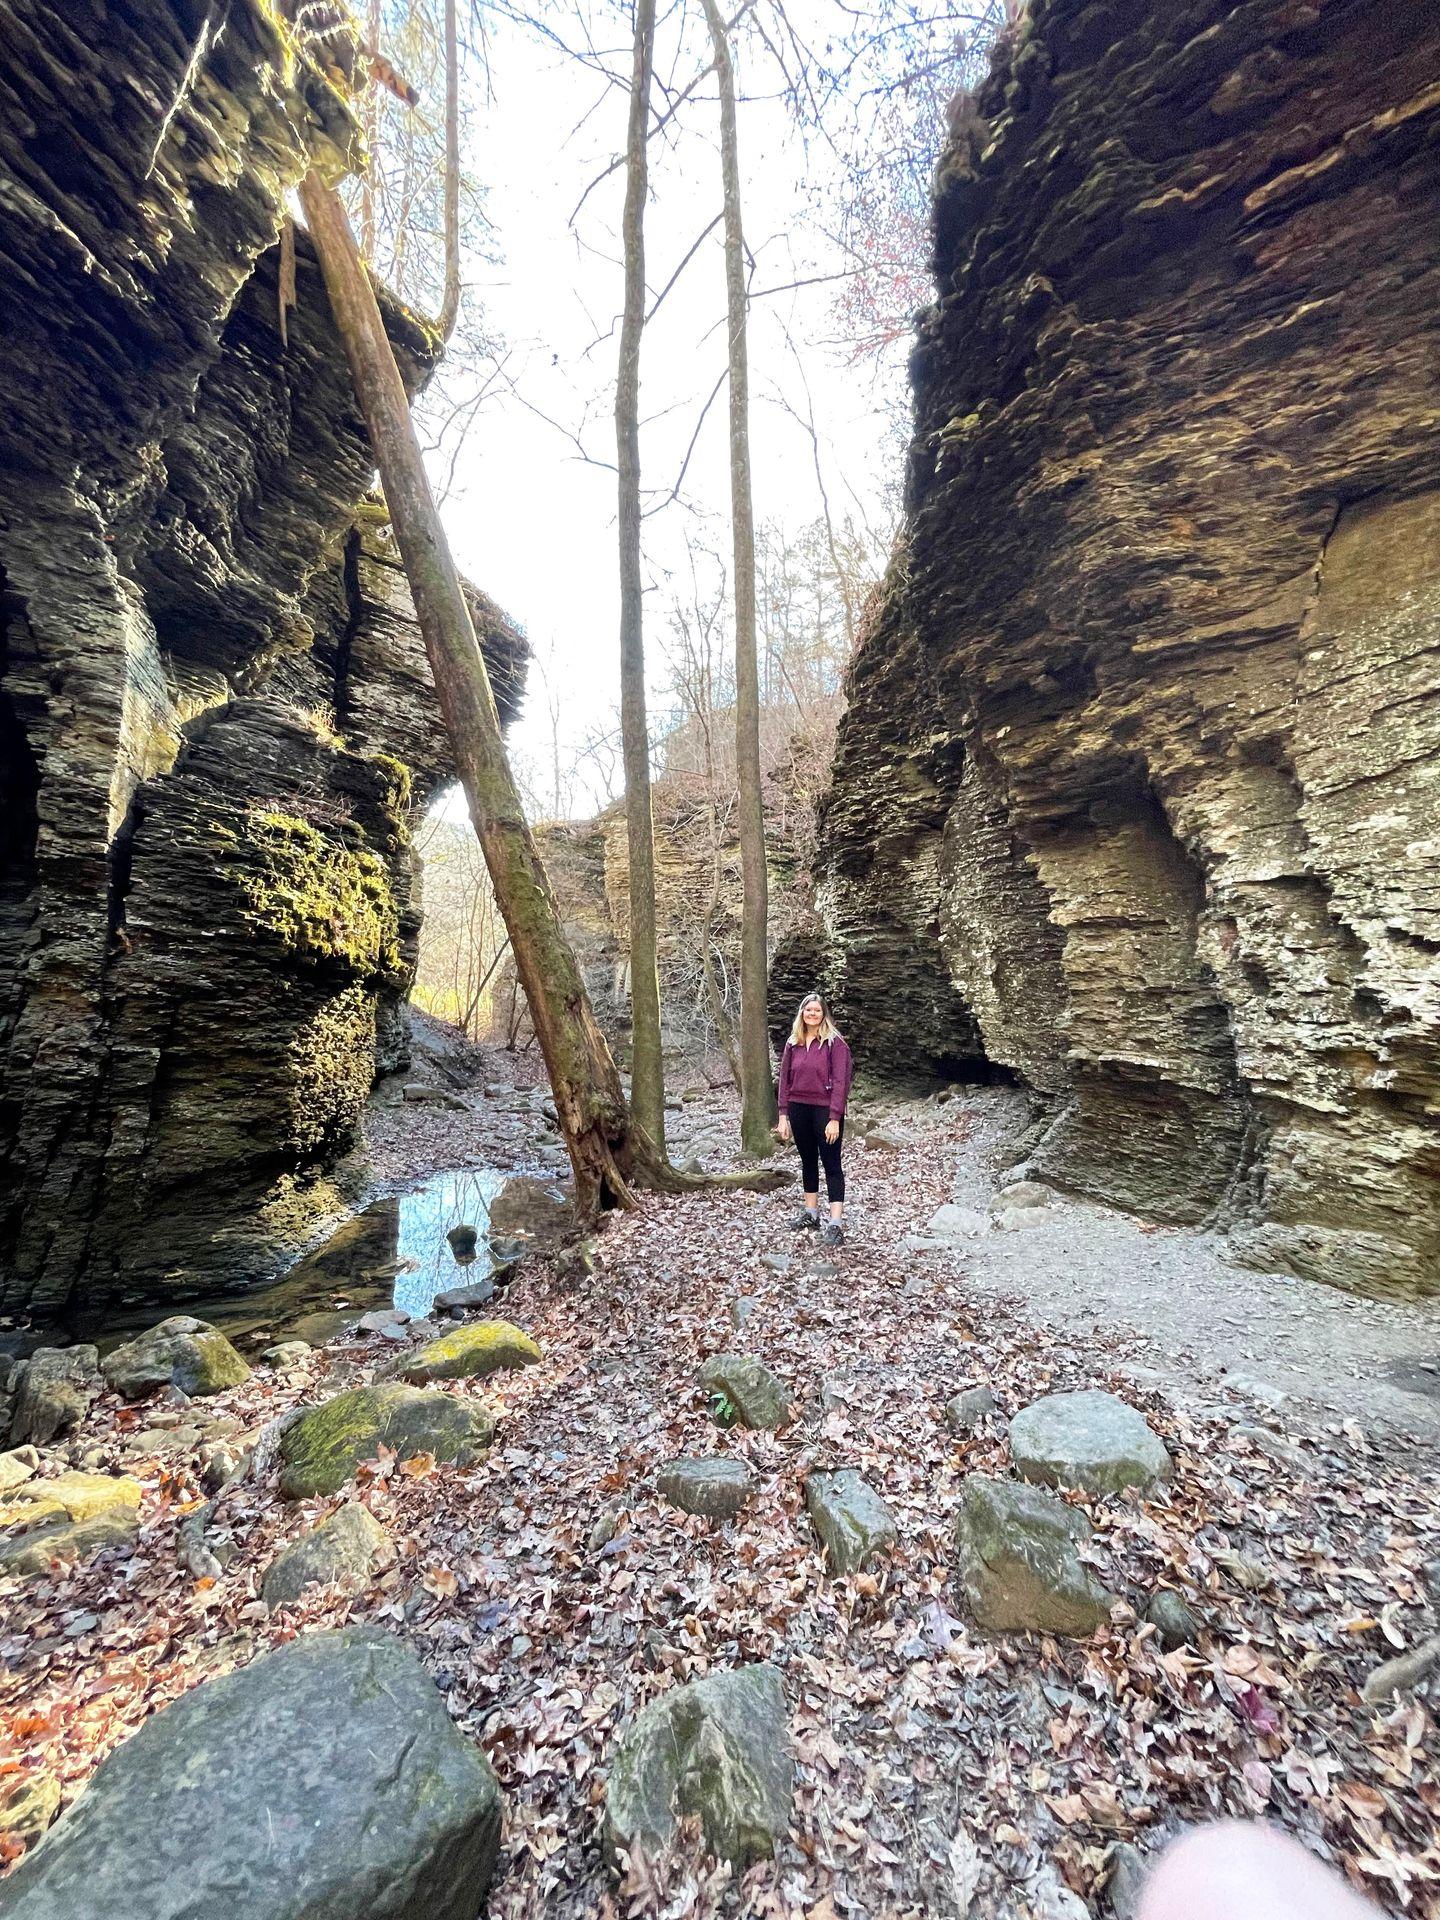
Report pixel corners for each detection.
[821,1220,845,1247]
[790,1209,821,1232]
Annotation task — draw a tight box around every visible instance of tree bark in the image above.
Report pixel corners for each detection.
[615,0,668,1158]
[703,0,774,1155]
[298,171,652,1212]
[436,0,462,341]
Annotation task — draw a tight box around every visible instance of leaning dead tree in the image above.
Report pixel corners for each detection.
[298,171,786,1206]
[300,172,651,1211]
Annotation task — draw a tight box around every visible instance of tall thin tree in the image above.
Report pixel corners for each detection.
[703,0,773,1155]
[615,0,668,1157]
[436,0,462,339]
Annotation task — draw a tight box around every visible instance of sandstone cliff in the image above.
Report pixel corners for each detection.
[0,0,524,1316]
[804,0,1440,1296]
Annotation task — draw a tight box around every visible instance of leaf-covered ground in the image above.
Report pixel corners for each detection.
[3,1094,1438,1917]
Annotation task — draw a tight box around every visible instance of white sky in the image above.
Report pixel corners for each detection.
[426,4,911,813]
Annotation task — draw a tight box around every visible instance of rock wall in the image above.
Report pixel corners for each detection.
[0,0,525,1317]
[809,0,1440,1296]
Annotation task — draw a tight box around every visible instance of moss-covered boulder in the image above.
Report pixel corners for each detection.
[656,1455,757,1519]
[262,1502,388,1608]
[398,1321,541,1384]
[278,1384,495,1499]
[604,1666,793,1870]
[1009,1390,1172,1497]
[101,1318,251,1402]
[805,1469,897,1574]
[0,1628,502,1919]
[697,1354,791,1431]
[954,1476,1117,1639]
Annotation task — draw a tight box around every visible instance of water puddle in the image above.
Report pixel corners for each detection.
[89,1166,508,1354]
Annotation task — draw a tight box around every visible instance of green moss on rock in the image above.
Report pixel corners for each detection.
[400,1321,542,1384]
[238,809,402,975]
[279,1384,496,1498]
[102,1319,251,1401]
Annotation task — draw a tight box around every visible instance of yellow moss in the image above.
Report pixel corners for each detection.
[403,1321,543,1382]
[238,809,401,975]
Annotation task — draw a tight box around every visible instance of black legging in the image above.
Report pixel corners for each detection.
[790,1101,845,1202]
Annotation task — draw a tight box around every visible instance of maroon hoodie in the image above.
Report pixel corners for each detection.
[778,1033,853,1120]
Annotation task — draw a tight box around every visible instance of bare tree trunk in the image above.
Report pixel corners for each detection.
[703,0,773,1156]
[615,0,668,1158]
[298,172,657,1212]
[437,0,462,340]
[360,0,381,259]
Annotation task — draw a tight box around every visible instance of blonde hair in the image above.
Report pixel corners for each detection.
[788,991,839,1047]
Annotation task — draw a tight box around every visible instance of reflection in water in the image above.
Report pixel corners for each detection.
[90,1166,509,1352]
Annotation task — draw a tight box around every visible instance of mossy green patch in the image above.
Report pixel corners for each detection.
[400,1321,542,1384]
[238,809,401,975]
[278,1384,495,1498]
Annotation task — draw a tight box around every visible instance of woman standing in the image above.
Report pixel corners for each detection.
[776,991,853,1246]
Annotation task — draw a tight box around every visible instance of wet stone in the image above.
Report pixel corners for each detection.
[656,1455,757,1518]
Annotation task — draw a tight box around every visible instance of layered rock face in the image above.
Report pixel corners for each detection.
[0,0,523,1316]
[812,0,1440,1295]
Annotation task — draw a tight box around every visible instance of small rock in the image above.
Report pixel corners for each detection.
[9,1348,100,1447]
[0,1773,62,1849]
[1010,1390,1172,1497]
[401,1083,467,1109]
[805,1469,897,1574]
[953,1475,1118,1638]
[925,1203,987,1243]
[398,1321,541,1384]
[993,1179,1053,1210]
[261,1341,312,1371]
[278,1385,496,1499]
[1145,1590,1197,1650]
[446,1224,479,1258]
[359,1308,409,1333]
[0,1446,40,1493]
[198,1442,243,1493]
[0,1471,142,1530]
[945,1385,997,1434]
[0,1628,502,1920]
[1105,1840,1149,1920]
[101,1319,250,1401]
[759,1253,791,1276]
[862,1129,906,1151]
[728,1297,756,1331]
[0,1508,139,1580]
[587,1507,621,1556]
[433,1277,499,1313]
[656,1455,757,1518]
[604,1665,792,1869]
[696,1355,791,1431]
[262,1502,389,1608]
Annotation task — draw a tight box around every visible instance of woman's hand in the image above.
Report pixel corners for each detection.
[824,1119,840,1144]
[776,1114,791,1141]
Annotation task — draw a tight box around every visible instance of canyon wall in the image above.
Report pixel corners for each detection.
[0,0,524,1317]
[808,0,1440,1295]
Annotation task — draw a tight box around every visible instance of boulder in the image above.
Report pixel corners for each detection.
[101,1319,251,1401]
[261,1341,313,1371]
[924,1204,987,1244]
[946,1385,997,1434]
[656,1456,756,1519]
[805,1469,897,1574]
[262,1502,389,1607]
[0,1509,139,1580]
[0,1628,502,1920]
[604,1665,792,1869]
[954,1476,1118,1638]
[487,1175,575,1249]
[9,1348,100,1447]
[278,1385,495,1499]
[1009,1390,1173,1497]
[696,1355,791,1431]
[0,1472,142,1531]
[992,1180,1053,1211]
[398,1321,541,1385]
